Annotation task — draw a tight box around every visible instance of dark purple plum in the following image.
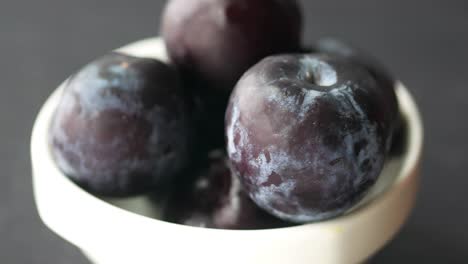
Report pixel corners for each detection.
[161,0,303,93]
[50,52,190,197]
[314,37,400,149]
[164,150,291,229]
[226,54,398,222]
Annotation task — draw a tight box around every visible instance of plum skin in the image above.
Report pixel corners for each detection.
[50,52,190,197]
[164,150,291,229]
[313,37,400,151]
[225,54,397,223]
[161,0,303,93]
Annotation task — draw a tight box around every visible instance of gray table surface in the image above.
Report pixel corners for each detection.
[1,0,467,263]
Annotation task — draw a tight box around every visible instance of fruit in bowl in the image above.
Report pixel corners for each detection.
[32,37,422,264]
[31,0,424,262]
[46,0,402,223]
[47,0,402,224]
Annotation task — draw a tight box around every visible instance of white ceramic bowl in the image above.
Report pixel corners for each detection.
[31,38,423,264]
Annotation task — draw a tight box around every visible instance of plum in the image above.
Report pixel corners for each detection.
[161,0,303,93]
[226,54,397,222]
[164,150,291,229]
[50,52,190,196]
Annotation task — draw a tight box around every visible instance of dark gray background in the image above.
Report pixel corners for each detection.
[1,0,467,263]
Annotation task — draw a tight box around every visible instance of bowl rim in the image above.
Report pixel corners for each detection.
[31,37,424,235]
